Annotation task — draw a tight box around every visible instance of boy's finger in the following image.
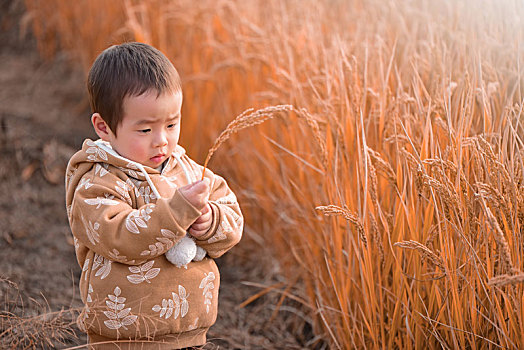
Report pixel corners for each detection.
[191,222,210,231]
[189,228,206,238]
[189,179,210,194]
[195,209,212,222]
[200,204,210,214]
[192,209,210,223]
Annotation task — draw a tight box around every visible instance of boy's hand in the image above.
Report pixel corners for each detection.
[178,178,213,237]
[188,203,213,238]
[178,178,210,211]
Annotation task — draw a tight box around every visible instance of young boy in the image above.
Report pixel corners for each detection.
[65,42,243,349]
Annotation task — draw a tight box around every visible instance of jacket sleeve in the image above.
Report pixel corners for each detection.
[70,170,201,265]
[186,159,244,258]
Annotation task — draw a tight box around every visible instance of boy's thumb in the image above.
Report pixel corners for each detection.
[186,179,208,191]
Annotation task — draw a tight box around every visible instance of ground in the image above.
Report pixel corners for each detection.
[0,2,320,349]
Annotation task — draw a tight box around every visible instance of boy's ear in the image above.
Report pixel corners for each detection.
[91,113,113,141]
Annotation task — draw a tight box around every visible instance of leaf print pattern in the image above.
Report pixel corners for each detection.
[84,193,119,209]
[66,165,78,186]
[128,178,142,198]
[82,258,90,281]
[187,317,199,331]
[140,229,178,256]
[125,204,155,234]
[127,260,160,284]
[93,254,112,279]
[115,180,133,205]
[163,175,179,188]
[108,248,128,263]
[128,169,140,178]
[80,284,94,329]
[179,285,190,317]
[208,217,232,244]
[80,215,100,245]
[215,193,237,205]
[117,163,140,179]
[83,283,93,324]
[94,163,109,177]
[86,140,108,162]
[138,185,157,204]
[77,177,93,191]
[103,286,137,330]
[126,178,137,193]
[126,162,139,170]
[128,178,142,187]
[86,284,93,303]
[199,272,215,313]
[221,204,244,227]
[152,285,189,320]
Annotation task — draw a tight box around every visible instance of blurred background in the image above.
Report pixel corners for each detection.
[1,0,524,348]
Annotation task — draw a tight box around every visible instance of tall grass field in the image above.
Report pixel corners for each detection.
[24,0,524,348]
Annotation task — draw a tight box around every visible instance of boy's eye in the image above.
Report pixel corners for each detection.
[138,128,151,133]
[167,124,176,129]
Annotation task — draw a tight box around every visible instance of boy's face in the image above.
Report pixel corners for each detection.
[94,90,182,169]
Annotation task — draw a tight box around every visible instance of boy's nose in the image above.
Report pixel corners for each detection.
[153,132,168,147]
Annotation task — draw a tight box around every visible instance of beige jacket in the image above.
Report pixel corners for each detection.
[65,139,243,348]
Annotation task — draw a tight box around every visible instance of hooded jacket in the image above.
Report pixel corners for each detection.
[65,139,243,348]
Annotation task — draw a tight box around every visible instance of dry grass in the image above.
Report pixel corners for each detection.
[0,277,81,349]
[22,0,524,348]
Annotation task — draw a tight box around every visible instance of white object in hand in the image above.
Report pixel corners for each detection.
[165,235,206,268]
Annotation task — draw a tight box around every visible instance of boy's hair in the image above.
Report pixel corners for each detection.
[87,42,182,135]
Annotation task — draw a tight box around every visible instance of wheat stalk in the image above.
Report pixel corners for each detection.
[421,174,462,221]
[367,147,396,185]
[424,223,441,249]
[201,105,326,179]
[366,152,379,209]
[394,240,445,271]
[476,182,514,232]
[488,273,524,287]
[484,206,516,274]
[369,212,385,266]
[315,205,367,247]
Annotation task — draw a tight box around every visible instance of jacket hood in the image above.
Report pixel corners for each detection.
[65,139,194,201]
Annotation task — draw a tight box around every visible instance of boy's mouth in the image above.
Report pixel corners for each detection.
[150,154,165,163]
